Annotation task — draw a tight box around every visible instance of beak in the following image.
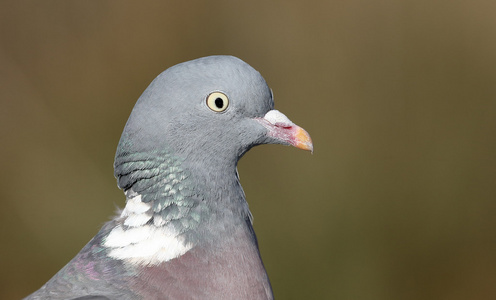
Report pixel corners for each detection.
[256,110,313,153]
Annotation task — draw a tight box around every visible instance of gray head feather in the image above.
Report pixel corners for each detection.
[115,55,274,191]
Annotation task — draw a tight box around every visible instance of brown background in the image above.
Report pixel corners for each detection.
[1,1,495,299]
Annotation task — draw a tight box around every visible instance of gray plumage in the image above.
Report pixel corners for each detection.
[25,55,312,300]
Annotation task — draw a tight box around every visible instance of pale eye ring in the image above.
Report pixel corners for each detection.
[206,92,229,112]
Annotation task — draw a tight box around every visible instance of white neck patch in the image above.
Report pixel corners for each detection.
[104,191,193,265]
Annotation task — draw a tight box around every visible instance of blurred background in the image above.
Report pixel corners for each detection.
[1,1,495,299]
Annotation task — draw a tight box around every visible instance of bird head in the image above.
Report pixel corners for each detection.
[114,55,312,190]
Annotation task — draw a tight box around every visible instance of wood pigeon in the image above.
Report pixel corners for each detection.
[25,55,313,300]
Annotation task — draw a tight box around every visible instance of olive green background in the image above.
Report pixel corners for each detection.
[1,1,495,299]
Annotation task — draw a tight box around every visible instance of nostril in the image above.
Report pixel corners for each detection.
[274,122,293,129]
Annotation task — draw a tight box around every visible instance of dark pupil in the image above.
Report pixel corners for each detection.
[215,98,224,108]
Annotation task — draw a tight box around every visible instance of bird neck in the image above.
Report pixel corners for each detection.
[106,148,252,266]
[114,144,252,221]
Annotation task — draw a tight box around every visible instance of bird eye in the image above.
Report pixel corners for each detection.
[206,92,229,112]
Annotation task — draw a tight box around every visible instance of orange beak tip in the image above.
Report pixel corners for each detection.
[294,126,314,153]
